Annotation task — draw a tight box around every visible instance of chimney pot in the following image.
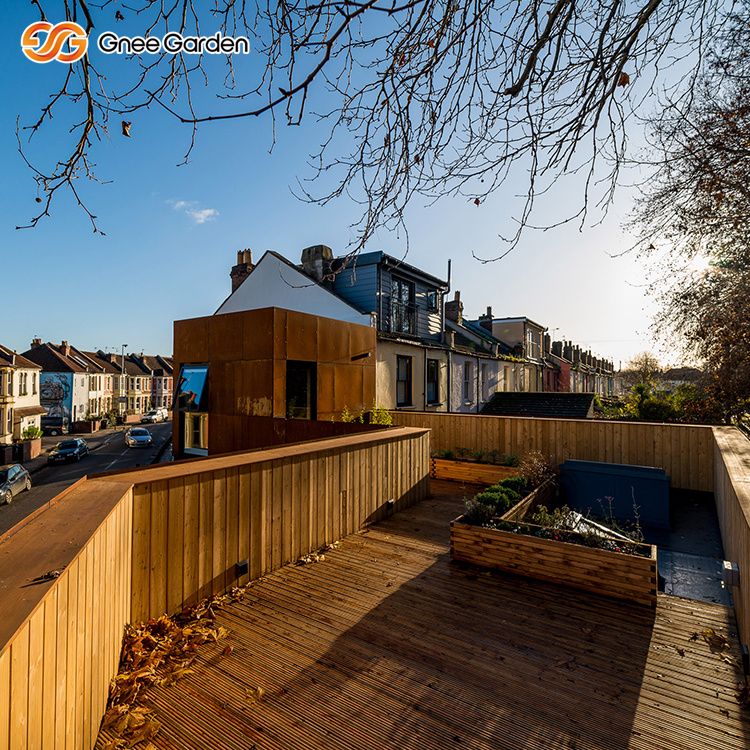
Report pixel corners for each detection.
[230,248,256,293]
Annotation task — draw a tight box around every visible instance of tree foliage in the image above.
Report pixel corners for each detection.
[17,0,727,248]
[621,351,662,388]
[632,4,750,421]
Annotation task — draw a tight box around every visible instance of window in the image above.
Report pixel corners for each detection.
[396,356,412,406]
[390,277,415,334]
[426,290,438,311]
[463,361,473,402]
[481,363,489,402]
[175,365,209,412]
[32,373,36,394]
[426,359,439,404]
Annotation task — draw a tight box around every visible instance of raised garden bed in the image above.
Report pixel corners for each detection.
[450,478,657,607]
[431,457,522,484]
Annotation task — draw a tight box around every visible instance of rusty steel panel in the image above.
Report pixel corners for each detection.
[174,316,210,364]
[272,359,286,418]
[236,360,273,416]
[349,321,376,361]
[335,363,364,413]
[234,308,273,360]
[317,316,350,363]
[317,363,336,419]
[207,361,233,414]
[286,310,319,362]
[208,313,243,362]
[272,308,288,361]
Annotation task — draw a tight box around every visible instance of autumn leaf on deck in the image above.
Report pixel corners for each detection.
[702,628,730,650]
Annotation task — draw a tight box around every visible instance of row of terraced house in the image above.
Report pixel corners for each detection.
[217,245,623,415]
[0,339,173,441]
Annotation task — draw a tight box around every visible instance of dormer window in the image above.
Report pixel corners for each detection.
[390,277,415,334]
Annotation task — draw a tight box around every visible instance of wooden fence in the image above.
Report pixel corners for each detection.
[713,427,750,647]
[0,427,430,750]
[392,411,715,492]
[0,480,133,750]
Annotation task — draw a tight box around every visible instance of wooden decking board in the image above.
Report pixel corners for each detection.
[238,581,742,744]
[247,573,732,713]
[95,481,749,750]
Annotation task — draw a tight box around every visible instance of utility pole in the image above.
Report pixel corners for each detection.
[120,344,128,416]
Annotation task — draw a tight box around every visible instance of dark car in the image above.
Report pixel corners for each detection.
[0,464,31,504]
[47,438,89,464]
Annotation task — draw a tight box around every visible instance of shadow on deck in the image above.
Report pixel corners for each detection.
[96,481,749,750]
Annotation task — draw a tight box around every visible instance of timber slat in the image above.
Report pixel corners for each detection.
[97,480,750,750]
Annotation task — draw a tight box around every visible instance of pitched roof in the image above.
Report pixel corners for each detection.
[0,344,41,370]
[20,343,89,373]
[480,392,596,419]
[79,351,122,374]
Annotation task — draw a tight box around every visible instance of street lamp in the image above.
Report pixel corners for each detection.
[120,344,128,416]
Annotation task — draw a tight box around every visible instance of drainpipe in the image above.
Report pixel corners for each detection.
[444,259,451,412]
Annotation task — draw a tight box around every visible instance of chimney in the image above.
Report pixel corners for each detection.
[552,340,563,357]
[31,338,42,349]
[61,341,70,357]
[300,244,334,282]
[230,249,255,293]
[478,305,493,333]
[543,334,551,354]
[563,342,573,361]
[445,291,463,323]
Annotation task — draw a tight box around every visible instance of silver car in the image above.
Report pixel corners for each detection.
[125,427,153,448]
[0,464,31,504]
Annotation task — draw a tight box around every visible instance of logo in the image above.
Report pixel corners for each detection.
[21,21,88,63]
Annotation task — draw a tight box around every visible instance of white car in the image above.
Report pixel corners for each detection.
[141,408,168,423]
[126,427,153,448]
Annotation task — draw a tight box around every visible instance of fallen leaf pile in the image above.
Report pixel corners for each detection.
[100,587,244,748]
[295,541,340,566]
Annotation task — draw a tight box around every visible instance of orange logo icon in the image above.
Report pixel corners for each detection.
[21,21,88,63]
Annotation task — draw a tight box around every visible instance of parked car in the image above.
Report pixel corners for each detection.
[126,427,153,448]
[41,416,68,436]
[0,464,31,504]
[141,408,168,423]
[47,438,89,464]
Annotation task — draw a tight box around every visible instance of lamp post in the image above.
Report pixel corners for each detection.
[120,344,128,416]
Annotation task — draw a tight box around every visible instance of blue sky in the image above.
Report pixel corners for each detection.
[1,5,660,368]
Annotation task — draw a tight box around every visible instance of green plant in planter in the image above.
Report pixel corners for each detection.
[462,498,497,526]
[438,448,456,460]
[21,426,43,440]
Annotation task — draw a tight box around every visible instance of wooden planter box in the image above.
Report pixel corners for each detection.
[450,507,657,607]
[431,457,522,485]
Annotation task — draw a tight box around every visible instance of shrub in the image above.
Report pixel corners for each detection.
[21,425,43,440]
[497,475,528,495]
[438,448,456,460]
[369,403,393,425]
[462,498,497,526]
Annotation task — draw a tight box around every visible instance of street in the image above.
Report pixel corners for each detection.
[0,421,172,535]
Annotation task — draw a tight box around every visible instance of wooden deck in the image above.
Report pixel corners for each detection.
[96,481,750,750]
